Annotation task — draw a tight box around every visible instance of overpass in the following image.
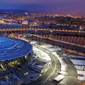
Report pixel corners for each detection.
[0,28,85,36]
[0,27,85,56]
[26,34,85,56]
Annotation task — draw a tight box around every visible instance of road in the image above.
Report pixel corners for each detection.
[40,49,79,85]
[58,56,78,85]
[28,45,61,85]
[20,39,79,85]
[30,44,79,85]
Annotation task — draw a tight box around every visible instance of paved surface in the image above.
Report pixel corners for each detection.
[20,41,80,85]
[58,55,78,85]
[32,45,79,85]
[42,52,79,85]
[28,45,61,85]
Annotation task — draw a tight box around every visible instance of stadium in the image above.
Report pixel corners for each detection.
[0,37,33,82]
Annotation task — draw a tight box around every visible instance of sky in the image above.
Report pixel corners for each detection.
[0,0,85,15]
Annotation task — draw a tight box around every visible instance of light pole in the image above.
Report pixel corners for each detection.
[79,26,83,36]
[79,26,83,45]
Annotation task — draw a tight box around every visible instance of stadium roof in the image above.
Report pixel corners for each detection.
[0,37,32,61]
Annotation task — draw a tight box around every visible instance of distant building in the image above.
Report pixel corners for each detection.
[22,20,29,25]
[22,20,29,27]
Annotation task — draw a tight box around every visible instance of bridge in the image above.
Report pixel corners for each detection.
[0,27,85,56]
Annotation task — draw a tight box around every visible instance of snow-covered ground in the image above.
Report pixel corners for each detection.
[33,46,51,62]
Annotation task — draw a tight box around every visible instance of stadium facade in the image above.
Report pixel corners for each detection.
[0,37,32,77]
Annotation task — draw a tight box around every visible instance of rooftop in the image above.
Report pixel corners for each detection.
[0,37,32,61]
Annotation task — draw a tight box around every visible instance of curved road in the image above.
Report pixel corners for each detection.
[29,45,61,85]
[21,39,79,85]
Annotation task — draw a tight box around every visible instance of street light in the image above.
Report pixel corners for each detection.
[79,26,83,36]
[79,26,83,30]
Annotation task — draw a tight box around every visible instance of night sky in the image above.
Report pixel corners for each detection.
[0,0,85,15]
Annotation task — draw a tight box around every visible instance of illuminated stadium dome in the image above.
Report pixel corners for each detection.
[0,37,32,76]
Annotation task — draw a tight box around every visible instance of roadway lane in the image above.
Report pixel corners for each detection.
[29,45,61,85]
[42,50,78,85]
[21,39,79,85]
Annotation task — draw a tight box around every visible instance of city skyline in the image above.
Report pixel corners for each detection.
[0,0,85,16]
